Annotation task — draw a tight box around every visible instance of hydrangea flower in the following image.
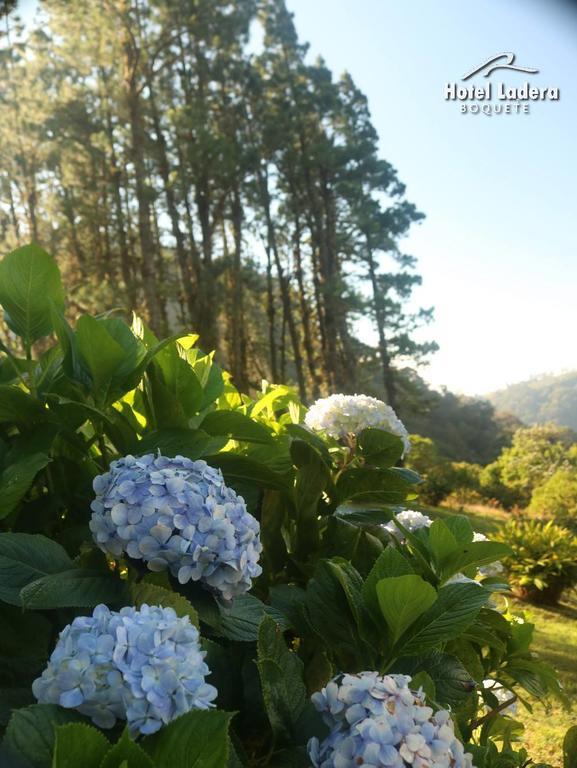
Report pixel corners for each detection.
[473,532,505,578]
[32,604,217,735]
[383,509,433,540]
[89,454,262,601]
[308,672,474,768]
[482,679,518,715]
[304,394,410,455]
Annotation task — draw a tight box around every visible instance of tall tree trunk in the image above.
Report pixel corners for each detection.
[288,185,322,399]
[258,165,306,398]
[366,236,397,408]
[120,7,162,332]
[99,66,136,307]
[147,76,196,324]
[230,185,247,389]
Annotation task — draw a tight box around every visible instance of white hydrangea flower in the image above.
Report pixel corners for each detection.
[482,679,518,716]
[304,394,410,455]
[383,509,432,541]
[473,532,505,578]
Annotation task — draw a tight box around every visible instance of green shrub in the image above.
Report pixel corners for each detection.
[529,468,577,531]
[498,519,577,604]
[495,425,574,507]
[0,245,567,766]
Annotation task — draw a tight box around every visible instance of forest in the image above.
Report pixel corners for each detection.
[0,0,436,404]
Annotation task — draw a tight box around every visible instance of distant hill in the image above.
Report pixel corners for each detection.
[488,371,577,430]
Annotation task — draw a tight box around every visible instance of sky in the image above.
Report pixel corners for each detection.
[287,0,577,395]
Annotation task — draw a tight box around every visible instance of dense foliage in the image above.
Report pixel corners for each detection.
[497,520,577,605]
[0,245,570,767]
[528,469,577,532]
[489,371,577,433]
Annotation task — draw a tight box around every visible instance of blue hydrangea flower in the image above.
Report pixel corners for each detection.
[32,604,217,735]
[89,454,262,601]
[308,672,475,768]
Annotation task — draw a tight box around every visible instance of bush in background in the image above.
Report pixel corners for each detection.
[529,468,577,532]
[498,519,577,605]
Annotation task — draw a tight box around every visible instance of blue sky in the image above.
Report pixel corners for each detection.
[287,0,577,395]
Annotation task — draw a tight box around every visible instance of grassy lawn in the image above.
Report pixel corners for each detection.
[424,503,577,766]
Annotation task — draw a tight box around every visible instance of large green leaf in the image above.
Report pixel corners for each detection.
[206,453,289,491]
[131,581,199,627]
[148,341,204,427]
[305,559,374,668]
[142,709,232,768]
[358,428,404,468]
[218,594,290,641]
[75,315,126,392]
[19,569,129,609]
[0,453,50,520]
[100,730,154,768]
[134,428,222,460]
[291,440,330,558]
[0,244,64,344]
[398,582,490,655]
[3,704,84,768]
[0,386,46,424]
[257,616,307,739]
[336,467,415,505]
[398,652,475,708]
[376,575,437,645]
[201,410,274,444]
[0,533,73,606]
[53,723,110,768]
[362,546,414,623]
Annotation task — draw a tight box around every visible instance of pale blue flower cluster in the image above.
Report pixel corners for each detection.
[32,604,217,735]
[308,672,475,768]
[89,454,262,601]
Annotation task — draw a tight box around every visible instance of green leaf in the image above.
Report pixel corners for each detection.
[441,515,474,544]
[0,533,73,606]
[409,671,436,703]
[305,560,374,668]
[399,583,490,655]
[376,575,437,644]
[206,453,289,491]
[131,581,199,627]
[134,428,222,460]
[428,520,458,569]
[0,386,46,424]
[401,653,475,708]
[0,244,64,344]
[442,541,512,579]
[358,428,404,467]
[334,504,396,527]
[201,410,274,444]
[0,453,50,520]
[4,704,84,768]
[218,594,290,641]
[362,546,414,622]
[291,440,331,558]
[100,730,154,768]
[20,569,129,609]
[75,315,127,394]
[336,467,415,505]
[564,725,577,768]
[142,709,232,768]
[148,340,204,427]
[52,723,110,768]
[257,616,307,739]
